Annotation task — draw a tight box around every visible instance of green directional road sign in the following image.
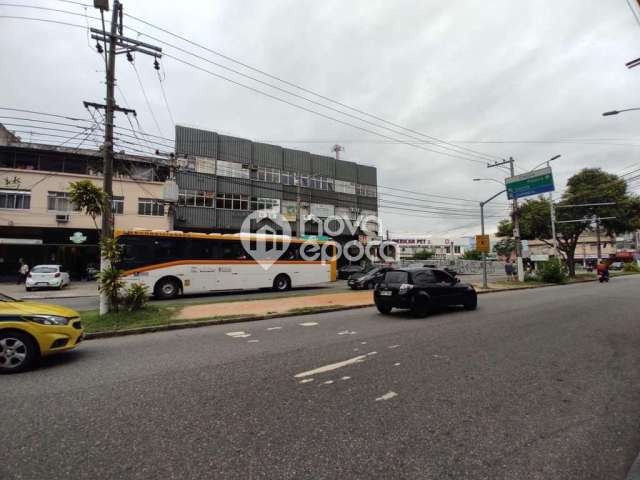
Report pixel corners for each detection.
[505,167,555,200]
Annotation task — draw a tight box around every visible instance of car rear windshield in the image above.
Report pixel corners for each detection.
[31,267,58,273]
[385,271,409,284]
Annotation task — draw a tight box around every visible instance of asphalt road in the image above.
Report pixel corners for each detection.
[22,273,507,311]
[4,276,639,480]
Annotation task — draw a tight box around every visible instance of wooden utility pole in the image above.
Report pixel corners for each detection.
[91,0,162,314]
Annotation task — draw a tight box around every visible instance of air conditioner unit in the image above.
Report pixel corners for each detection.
[55,214,69,223]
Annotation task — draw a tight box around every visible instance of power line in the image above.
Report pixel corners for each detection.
[0,8,501,167]
[156,66,176,127]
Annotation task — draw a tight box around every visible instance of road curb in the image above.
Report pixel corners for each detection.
[82,276,627,340]
[20,292,98,300]
[626,452,640,480]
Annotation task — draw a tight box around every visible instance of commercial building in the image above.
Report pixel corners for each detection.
[390,234,476,260]
[173,125,378,239]
[0,124,171,279]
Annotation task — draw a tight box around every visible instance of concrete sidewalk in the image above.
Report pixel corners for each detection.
[0,281,99,300]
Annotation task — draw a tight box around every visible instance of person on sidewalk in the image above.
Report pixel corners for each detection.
[17,259,29,284]
[504,261,514,282]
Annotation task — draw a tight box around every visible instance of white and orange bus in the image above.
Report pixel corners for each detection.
[114,230,337,299]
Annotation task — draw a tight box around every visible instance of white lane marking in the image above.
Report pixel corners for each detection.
[388,345,400,349]
[353,348,359,352]
[299,322,319,327]
[323,380,334,385]
[267,326,282,331]
[226,331,251,338]
[367,351,378,356]
[341,376,351,381]
[294,355,367,378]
[299,378,314,384]
[432,354,450,360]
[393,362,401,367]
[375,391,398,401]
[247,340,259,343]
[337,330,357,335]
[360,341,368,345]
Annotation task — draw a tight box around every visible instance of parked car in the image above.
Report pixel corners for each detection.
[348,266,393,290]
[84,264,100,281]
[609,261,625,271]
[374,267,477,317]
[0,293,84,373]
[338,264,366,280]
[25,265,71,291]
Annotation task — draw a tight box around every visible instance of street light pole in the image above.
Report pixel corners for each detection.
[478,188,507,289]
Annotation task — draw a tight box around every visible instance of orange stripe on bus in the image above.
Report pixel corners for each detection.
[122,259,325,276]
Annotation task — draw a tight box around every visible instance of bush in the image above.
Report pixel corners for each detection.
[98,267,125,311]
[624,262,640,273]
[539,259,567,284]
[123,283,150,312]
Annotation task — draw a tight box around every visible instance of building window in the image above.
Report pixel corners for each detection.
[0,189,30,209]
[138,198,165,216]
[251,167,281,183]
[281,171,293,185]
[356,184,377,197]
[216,160,250,179]
[251,197,280,212]
[216,193,248,210]
[112,196,124,215]
[47,191,80,212]
[178,190,214,208]
[334,179,356,194]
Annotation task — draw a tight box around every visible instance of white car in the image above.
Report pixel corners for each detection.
[25,265,71,291]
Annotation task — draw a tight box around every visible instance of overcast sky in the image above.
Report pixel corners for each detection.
[2,0,640,237]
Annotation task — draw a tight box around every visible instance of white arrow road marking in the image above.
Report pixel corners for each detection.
[226,331,251,338]
[294,355,367,379]
[267,326,282,331]
[375,391,398,401]
[299,322,319,327]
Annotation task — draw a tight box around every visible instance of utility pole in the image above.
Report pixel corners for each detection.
[488,157,524,281]
[595,215,602,263]
[479,188,506,289]
[90,0,162,314]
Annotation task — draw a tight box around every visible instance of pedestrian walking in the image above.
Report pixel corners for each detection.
[17,258,29,284]
[504,261,514,281]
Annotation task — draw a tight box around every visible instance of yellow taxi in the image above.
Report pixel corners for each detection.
[0,293,84,374]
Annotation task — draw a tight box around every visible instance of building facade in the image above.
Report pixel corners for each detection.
[173,126,378,239]
[390,233,476,260]
[0,127,171,279]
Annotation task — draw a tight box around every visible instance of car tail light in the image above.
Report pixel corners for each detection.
[54,272,61,278]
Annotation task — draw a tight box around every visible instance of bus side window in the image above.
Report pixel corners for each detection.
[284,243,300,260]
[189,239,215,260]
[220,240,246,260]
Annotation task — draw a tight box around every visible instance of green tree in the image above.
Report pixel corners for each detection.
[68,180,106,230]
[462,249,483,260]
[412,248,435,260]
[493,237,516,258]
[497,168,640,277]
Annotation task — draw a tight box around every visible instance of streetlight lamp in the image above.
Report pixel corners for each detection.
[472,178,503,186]
[602,108,640,116]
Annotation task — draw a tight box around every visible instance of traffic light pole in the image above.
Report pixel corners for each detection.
[480,189,506,289]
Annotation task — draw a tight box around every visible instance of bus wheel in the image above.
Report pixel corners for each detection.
[272,274,291,292]
[154,277,180,299]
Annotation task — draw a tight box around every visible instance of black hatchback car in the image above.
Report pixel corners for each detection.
[374,267,477,317]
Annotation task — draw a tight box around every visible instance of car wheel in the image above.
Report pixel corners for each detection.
[154,277,180,299]
[376,302,392,314]
[464,296,478,311]
[272,274,291,292]
[0,331,39,374]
